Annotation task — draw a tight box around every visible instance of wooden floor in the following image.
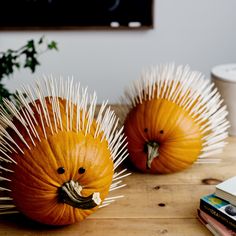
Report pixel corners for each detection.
[0,137,236,235]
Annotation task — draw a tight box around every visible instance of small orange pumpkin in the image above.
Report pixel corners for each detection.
[123,64,229,174]
[0,78,129,225]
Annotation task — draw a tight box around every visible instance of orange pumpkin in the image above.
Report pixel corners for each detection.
[0,78,129,225]
[123,64,229,174]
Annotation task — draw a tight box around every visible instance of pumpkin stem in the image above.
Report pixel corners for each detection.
[59,180,101,209]
[146,141,159,169]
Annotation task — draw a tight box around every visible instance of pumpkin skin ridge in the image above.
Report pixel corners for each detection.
[158,145,199,164]
[80,136,109,178]
[151,163,172,174]
[148,98,169,141]
[141,98,201,144]
[37,129,113,196]
[149,99,199,143]
[10,190,63,225]
[8,177,56,196]
[6,119,67,188]
[51,204,67,225]
[13,131,106,188]
[76,173,113,191]
[27,138,64,186]
[136,100,149,142]
[7,151,59,190]
[65,131,87,182]
[10,136,66,188]
[165,133,205,142]
[74,135,113,199]
[160,144,203,159]
[150,156,172,174]
[125,105,201,142]
[128,98,198,144]
[42,200,84,225]
[73,206,91,222]
[156,150,196,171]
[46,130,84,185]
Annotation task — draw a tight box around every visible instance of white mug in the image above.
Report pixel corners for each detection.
[211,64,236,136]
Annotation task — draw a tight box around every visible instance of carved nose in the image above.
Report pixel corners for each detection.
[59,180,101,209]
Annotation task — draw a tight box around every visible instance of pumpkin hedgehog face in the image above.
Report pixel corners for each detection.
[123,64,229,174]
[0,78,129,225]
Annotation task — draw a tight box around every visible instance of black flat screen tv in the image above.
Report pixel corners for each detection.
[0,0,153,30]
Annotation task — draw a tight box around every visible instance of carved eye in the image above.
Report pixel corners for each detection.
[57,167,65,174]
[78,167,85,174]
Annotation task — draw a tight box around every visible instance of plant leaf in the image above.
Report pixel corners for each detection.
[48,41,58,50]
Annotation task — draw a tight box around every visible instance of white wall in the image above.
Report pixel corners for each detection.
[1,0,236,103]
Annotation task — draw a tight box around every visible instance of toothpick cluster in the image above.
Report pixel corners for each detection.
[123,64,229,163]
[0,76,130,213]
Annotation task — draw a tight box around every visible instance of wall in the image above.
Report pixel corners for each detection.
[1,0,236,103]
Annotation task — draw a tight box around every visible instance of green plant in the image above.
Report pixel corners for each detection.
[0,36,58,104]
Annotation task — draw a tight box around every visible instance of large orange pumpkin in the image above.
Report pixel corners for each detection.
[0,78,129,225]
[123,64,229,174]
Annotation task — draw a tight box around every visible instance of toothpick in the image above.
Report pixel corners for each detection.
[0,76,130,213]
[122,64,228,162]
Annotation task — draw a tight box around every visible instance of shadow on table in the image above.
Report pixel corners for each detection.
[0,213,79,234]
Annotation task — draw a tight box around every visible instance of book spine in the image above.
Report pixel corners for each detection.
[200,199,236,231]
[197,210,222,236]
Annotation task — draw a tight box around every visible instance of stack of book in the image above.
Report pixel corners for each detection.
[198,176,236,235]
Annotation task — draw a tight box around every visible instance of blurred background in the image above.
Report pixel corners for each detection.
[1,0,236,103]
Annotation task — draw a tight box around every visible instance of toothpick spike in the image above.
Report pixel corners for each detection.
[122,63,228,164]
[0,77,129,212]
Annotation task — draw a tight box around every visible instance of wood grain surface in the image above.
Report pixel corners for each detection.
[0,120,235,235]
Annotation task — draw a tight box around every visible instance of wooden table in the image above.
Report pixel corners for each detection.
[0,137,236,235]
